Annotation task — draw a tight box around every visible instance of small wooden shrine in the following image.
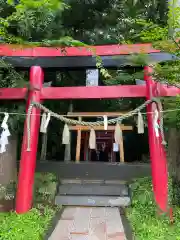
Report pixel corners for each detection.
[67,112,133,162]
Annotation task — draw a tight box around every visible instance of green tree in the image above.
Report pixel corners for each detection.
[0,0,173,207]
[129,2,180,205]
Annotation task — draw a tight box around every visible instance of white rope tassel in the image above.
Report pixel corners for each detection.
[114,123,122,144]
[89,128,96,149]
[103,115,108,130]
[137,111,144,134]
[62,124,70,144]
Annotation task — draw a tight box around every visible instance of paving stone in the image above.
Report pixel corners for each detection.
[48,219,73,240]
[91,207,106,218]
[89,217,106,240]
[106,220,124,236]
[48,207,127,240]
[71,234,89,240]
[107,232,126,240]
[105,208,125,238]
[61,207,77,220]
[70,207,91,234]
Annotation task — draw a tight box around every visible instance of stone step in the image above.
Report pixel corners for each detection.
[60,179,126,185]
[58,183,129,196]
[55,195,130,207]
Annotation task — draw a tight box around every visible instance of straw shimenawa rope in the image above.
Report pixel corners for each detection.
[26,98,166,151]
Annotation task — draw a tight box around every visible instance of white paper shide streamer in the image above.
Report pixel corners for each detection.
[40,113,51,133]
[103,115,108,130]
[114,123,122,144]
[62,124,70,144]
[89,128,96,149]
[0,113,11,153]
[137,111,144,134]
[153,109,159,137]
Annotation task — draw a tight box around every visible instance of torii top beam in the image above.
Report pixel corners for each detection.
[0,43,179,100]
[0,43,177,69]
[0,43,160,56]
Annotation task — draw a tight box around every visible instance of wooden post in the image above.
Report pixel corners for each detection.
[119,131,124,163]
[75,117,82,162]
[111,133,114,162]
[83,132,88,161]
[64,103,73,162]
[69,125,132,131]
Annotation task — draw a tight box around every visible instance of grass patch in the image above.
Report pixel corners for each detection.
[127,177,180,240]
[0,173,60,240]
[0,204,60,240]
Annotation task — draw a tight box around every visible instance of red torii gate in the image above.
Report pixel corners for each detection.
[0,43,178,215]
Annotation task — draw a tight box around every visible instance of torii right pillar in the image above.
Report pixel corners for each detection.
[144,66,171,217]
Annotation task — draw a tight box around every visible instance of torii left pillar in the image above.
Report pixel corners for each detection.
[16,66,44,214]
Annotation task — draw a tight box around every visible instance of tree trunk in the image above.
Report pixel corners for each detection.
[166,128,180,205]
[0,136,17,212]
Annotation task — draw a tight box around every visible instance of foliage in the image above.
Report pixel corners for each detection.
[137,21,168,42]
[127,3,180,127]
[168,0,180,37]
[0,182,15,201]
[0,61,26,133]
[73,0,168,44]
[0,204,59,240]
[0,173,58,203]
[0,0,111,135]
[127,177,180,240]
[0,0,169,45]
[124,19,168,43]
[0,0,68,43]
[134,3,180,87]
[0,173,59,239]
[34,173,58,203]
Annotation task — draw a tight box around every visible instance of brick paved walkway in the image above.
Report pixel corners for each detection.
[49,207,126,240]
